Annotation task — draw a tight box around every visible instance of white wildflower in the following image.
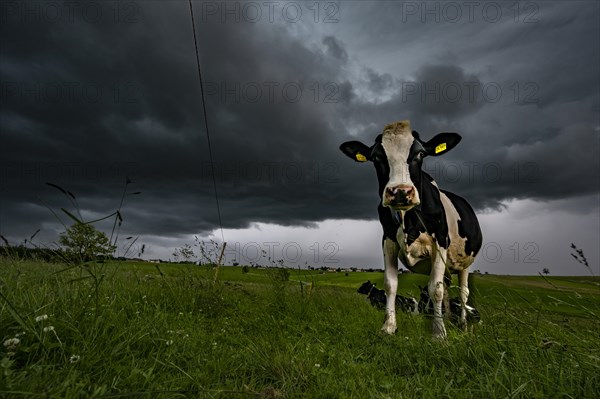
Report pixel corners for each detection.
[43,326,63,346]
[166,340,174,346]
[314,363,321,368]
[69,354,80,363]
[35,314,49,322]
[3,338,20,350]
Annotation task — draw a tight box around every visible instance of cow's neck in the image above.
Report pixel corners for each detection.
[393,175,448,249]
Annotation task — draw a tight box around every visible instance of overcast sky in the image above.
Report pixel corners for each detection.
[1,1,598,275]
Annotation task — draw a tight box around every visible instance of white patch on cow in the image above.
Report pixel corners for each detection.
[381,120,421,207]
[394,213,434,274]
[406,232,434,265]
[439,192,475,272]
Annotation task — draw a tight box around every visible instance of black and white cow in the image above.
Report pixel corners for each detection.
[340,120,483,339]
[418,285,481,324]
[357,280,419,314]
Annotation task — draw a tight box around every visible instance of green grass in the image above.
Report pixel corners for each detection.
[1,259,599,398]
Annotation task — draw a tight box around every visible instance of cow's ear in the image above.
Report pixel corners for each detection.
[424,133,462,157]
[339,140,371,163]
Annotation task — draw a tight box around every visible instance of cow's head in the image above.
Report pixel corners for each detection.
[357,280,375,294]
[340,120,461,211]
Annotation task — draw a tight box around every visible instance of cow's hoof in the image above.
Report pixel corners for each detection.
[432,332,447,341]
[432,324,447,340]
[381,323,397,335]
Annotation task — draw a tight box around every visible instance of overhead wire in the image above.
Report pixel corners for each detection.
[188,0,225,244]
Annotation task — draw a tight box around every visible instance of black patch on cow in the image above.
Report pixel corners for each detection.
[379,204,400,242]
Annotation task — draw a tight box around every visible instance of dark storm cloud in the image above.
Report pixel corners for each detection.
[322,35,348,63]
[0,1,354,242]
[0,1,598,248]
[364,68,393,94]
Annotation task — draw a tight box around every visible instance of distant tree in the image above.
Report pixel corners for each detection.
[59,223,116,263]
[542,268,550,275]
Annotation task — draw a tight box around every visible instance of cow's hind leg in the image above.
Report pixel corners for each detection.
[382,238,399,334]
[458,269,470,331]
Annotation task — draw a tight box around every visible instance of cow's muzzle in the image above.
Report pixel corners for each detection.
[384,185,416,209]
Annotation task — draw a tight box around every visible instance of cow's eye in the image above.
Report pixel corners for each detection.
[370,145,384,161]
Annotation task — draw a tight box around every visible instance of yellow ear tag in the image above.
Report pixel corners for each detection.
[355,153,367,162]
[435,143,447,154]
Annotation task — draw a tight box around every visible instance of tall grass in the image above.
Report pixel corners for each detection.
[1,260,599,398]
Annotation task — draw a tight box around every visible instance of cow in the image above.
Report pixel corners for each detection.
[357,280,419,314]
[358,280,481,323]
[340,120,483,339]
[418,285,481,324]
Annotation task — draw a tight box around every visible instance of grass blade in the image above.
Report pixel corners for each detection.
[61,208,82,224]
[46,182,67,195]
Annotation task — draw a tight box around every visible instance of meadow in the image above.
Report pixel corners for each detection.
[1,259,599,398]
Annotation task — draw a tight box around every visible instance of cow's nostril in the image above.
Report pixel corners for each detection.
[386,186,416,205]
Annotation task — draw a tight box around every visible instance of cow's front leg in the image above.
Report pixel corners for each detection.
[458,269,470,331]
[428,248,448,339]
[382,238,399,334]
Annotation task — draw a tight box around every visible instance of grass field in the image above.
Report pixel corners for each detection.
[1,259,599,398]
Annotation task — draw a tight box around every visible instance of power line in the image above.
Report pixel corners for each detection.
[188,0,225,244]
